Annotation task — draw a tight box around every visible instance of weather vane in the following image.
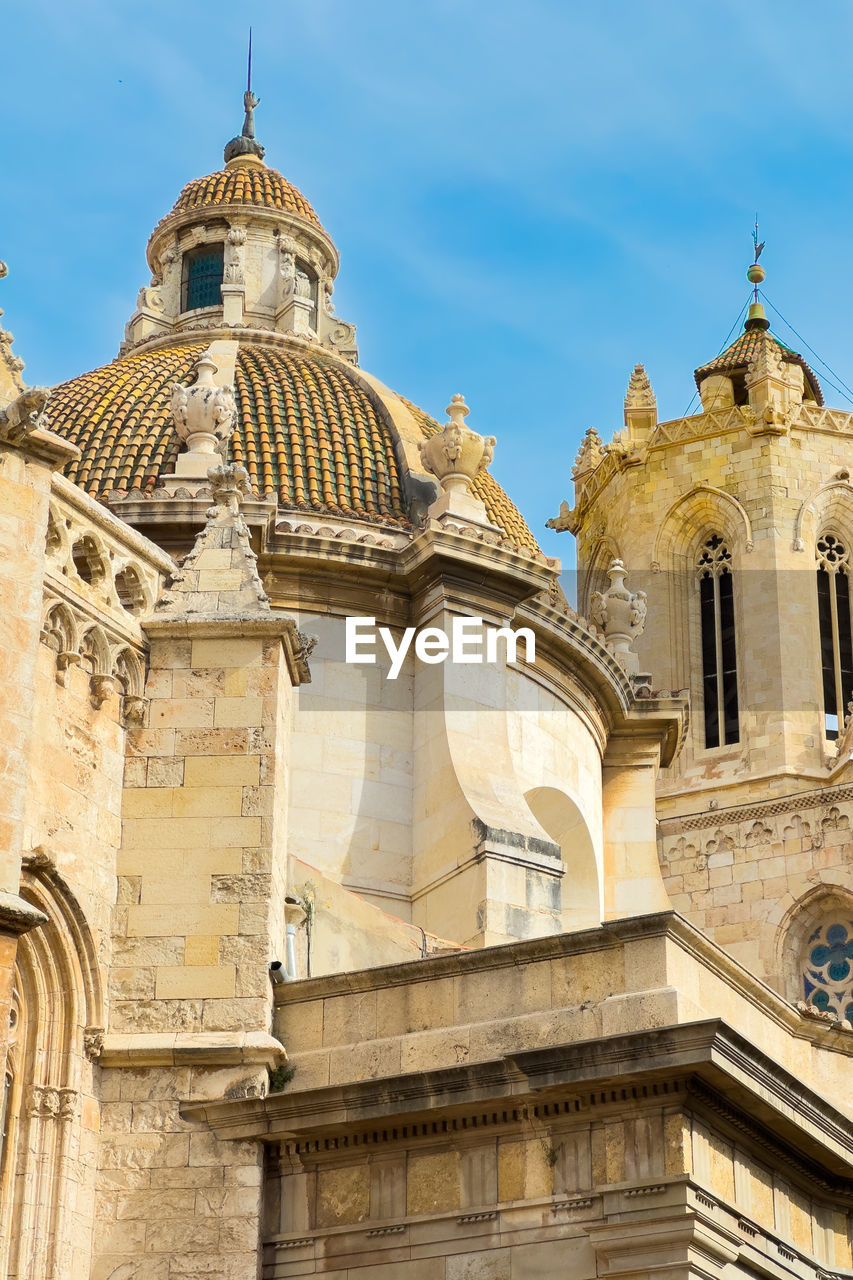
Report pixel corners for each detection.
[749,214,766,301]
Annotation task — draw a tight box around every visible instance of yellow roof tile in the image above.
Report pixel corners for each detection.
[163,162,324,232]
[47,342,539,549]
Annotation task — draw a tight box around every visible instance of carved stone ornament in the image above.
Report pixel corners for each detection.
[747,336,786,386]
[624,363,656,411]
[207,462,252,513]
[589,558,647,673]
[170,348,236,456]
[1,385,51,442]
[83,1026,105,1061]
[223,225,247,286]
[27,1084,77,1120]
[572,427,605,479]
[121,694,147,727]
[418,395,496,496]
[90,673,119,709]
[136,285,163,313]
[294,631,318,664]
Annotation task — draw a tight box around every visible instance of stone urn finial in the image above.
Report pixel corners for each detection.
[589,559,647,673]
[418,394,496,497]
[170,348,236,459]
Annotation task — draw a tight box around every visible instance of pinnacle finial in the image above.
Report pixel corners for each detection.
[224,31,265,165]
[745,215,769,331]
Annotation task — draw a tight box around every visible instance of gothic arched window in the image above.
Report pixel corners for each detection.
[697,534,739,748]
[816,533,853,739]
[802,915,853,1021]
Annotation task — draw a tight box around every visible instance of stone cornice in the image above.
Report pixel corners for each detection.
[266,910,853,1063]
[147,201,339,278]
[143,613,312,684]
[99,1030,286,1069]
[658,779,853,835]
[0,423,80,468]
[0,890,48,936]
[182,1017,853,1189]
[568,402,853,539]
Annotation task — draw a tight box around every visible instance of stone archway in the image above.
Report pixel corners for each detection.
[525,786,601,930]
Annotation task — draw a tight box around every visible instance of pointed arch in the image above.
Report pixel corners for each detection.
[112,645,145,697]
[79,624,111,676]
[652,484,753,571]
[579,535,621,619]
[41,601,79,655]
[651,485,749,761]
[773,881,853,1009]
[0,854,103,1277]
[793,477,853,552]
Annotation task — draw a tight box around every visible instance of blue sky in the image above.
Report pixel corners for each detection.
[4,0,853,563]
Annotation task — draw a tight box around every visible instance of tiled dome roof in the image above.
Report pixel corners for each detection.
[694,328,823,405]
[47,343,539,549]
[166,161,324,233]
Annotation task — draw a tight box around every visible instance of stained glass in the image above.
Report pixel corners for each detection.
[182,246,224,312]
[803,919,853,1019]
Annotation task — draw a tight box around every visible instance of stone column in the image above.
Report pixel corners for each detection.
[0,392,77,1052]
[602,733,671,920]
[94,465,311,1279]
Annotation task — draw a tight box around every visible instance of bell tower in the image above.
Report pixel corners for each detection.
[549,249,847,799]
[548,246,853,978]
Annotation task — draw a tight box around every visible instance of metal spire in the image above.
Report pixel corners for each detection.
[224,30,265,163]
[745,215,769,331]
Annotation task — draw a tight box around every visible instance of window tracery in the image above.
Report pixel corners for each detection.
[697,533,739,748]
[802,915,853,1021]
[816,532,853,739]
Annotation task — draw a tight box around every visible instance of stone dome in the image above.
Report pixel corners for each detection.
[48,337,539,550]
[47,94,540,553]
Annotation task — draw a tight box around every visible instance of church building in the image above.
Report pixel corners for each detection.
[0,88,852,1280]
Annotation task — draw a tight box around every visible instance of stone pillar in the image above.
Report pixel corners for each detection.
[221,282,245,326]
[0,392,78,1050]
[602,733,670,920]
[115,618,295,1034]
[94,464,311,1279]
